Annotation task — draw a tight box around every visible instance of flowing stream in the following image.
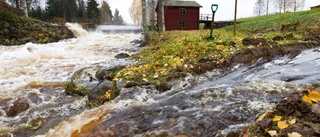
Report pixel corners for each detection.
[1,24,320,137]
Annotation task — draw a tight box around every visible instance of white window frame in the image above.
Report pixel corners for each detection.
[179,22,185,29]
[179,8,186,14]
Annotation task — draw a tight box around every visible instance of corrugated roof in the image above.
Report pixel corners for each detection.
[163,1,202,7]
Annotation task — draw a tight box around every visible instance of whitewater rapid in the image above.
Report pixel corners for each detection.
[0,23,141,135]
[1,23,320,137]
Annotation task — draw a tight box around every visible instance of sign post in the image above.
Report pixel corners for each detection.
[233,0,238,36]
[207,4,218,40]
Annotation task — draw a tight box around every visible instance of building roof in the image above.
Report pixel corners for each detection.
[311,5,320,8]
[163,1,202,8]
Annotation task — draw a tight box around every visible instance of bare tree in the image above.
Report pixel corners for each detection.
[283,0,293,12]
[254,0,266,16]
[129,0,142,25]
[292,0,305,11]
[273,0,305,13]
[273,0,283,13]
[141,0,149,45]
[266,0,270,15]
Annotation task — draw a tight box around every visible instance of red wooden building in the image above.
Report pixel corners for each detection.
[157,0,202,31]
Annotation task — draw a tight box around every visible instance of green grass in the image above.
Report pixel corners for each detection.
[114,9,320,87]
[226,9,320,33]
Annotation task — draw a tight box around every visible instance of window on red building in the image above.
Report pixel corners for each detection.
[179,8,186,14]
[179,22,185,29]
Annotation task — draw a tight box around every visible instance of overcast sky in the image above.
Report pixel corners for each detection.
[99,0,320,24]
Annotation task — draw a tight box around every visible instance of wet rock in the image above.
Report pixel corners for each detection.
[124,81,149,88]
[0,98,12,116]
[155,82,172,93]
[95,66,125,81]
[130,39,141,44]
[27,92,42,104]
[88,80,112,104]
[115,53,130,59]
[95,69,108,81]
[70,66,101,91]
[71,67,97,81]
[7,97,30,117]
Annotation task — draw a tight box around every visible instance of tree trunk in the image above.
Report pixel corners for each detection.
[141,0,149,46]
[294,0,297,11]
[266,0,269,15]
[157,0,163,32]
[15,0,19,9]
[23,0,28,17]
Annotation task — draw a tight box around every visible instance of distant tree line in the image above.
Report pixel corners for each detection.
[4,0,124,25]
[254,0,306,16]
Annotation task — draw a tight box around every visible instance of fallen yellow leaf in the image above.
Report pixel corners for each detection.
[257,113,267,122]
[267,130,277,136]
[272,115,282,122]
[288,118,296,125]
[278,121,289,130]
[308,90,320,102]
[288,132,302,137]
[302,95,312,104]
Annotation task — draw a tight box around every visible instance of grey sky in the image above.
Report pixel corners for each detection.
[100,0,320,24]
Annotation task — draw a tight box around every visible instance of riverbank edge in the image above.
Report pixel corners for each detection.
[0,9,74,45]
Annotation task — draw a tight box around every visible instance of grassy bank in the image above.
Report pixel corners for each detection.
[113,9,320,91]
[0,9,74,45]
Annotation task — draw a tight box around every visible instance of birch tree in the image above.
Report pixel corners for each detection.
[292,0,305,11]
[141,0,149,45]
[157,0,163,32]
[147,0,157,28]
[254,0,266,16]
[129,0,142,25]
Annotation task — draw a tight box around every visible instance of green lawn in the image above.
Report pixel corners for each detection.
[114,9,320,88]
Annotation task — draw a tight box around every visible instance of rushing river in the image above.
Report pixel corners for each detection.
[1,24,320,137]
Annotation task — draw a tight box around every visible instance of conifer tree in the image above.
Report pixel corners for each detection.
[113,9,124,25]
[87,0,101,23]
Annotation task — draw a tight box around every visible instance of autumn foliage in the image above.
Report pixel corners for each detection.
[129,0,142,25]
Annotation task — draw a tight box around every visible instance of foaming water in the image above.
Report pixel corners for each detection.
[2,22,320,136]
[40,47,320,136]
[0,23,140,96]
[0,23,141,135]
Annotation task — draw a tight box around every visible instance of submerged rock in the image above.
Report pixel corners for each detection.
[130,39,141,44]
[115,53,130,59]
[88,81,112,104]
[7,97,30,117]
[95,66,125,81]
